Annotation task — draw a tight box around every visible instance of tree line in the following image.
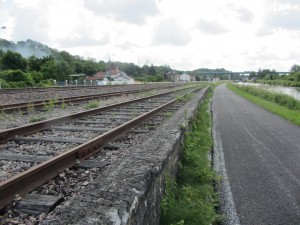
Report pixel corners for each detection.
[248,65,300,86]
[0,39,176,88]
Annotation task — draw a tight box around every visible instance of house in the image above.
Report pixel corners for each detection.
[85,72,109,85]
[166,71,195,82]
[179,73,195,82]
[111,72,135,85]
[85,66,134,85]
[165,71,180,82]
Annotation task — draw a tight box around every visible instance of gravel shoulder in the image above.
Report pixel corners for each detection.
[213,84,300,225]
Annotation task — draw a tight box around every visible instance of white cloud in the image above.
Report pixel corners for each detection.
[235,7,254,23]
[1,0,299,71]
[196,20,229,35]
[10,5,50,42]
[266,9,300,30]
[152,18,192,46]
[83,0,159,25]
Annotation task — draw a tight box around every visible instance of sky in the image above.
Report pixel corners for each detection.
[1,0,300,72]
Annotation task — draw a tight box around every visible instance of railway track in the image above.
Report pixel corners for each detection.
[1,89,150,113]
[0,83,185,112]
[0,85,204,211]
[0,84,137,94]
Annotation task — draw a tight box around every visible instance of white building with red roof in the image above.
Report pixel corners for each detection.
[85,66,134,85]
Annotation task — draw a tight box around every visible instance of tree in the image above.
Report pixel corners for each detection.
[142,65,150,75]
[0,49,4,58]
[249,71,257,79]
[290,64,300,74]
[257,69,278,80]
[149,64,156,76]
[55,60,74,80]
[29,71,43,83]
[0,50,27,71]
[82,59,100,75]
[28,56,43,71]
[41,59,57,80]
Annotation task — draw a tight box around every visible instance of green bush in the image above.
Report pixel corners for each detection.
[8,81,34,88]
[0,70,32,82]
[0,79,10,88]
[38,79,55,87]
[29,71,43,83]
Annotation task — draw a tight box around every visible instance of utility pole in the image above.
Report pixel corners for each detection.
[109,57,111,85]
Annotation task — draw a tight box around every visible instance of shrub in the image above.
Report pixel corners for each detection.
[0,79,10,88]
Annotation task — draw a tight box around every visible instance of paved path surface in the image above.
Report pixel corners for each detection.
[213,84,300,225]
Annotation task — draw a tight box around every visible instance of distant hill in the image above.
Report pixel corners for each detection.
[0,39,57,58]
[191,68,231,75]
[0,38,237,81]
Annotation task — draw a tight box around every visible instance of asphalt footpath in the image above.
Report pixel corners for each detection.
[212,84,300,225]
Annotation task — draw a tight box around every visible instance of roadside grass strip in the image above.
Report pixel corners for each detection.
[227,84,300,126]
[160,89,220,225]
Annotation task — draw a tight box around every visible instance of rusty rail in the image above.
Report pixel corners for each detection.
[0,87,191,143]
[0,88,162,112]
[0,86,205,210]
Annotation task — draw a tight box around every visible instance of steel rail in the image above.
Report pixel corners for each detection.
[0,83,176,94]
[0,86,175,112]
[0,86,194,143]
[0,89,145,112]
[0,87,204,210]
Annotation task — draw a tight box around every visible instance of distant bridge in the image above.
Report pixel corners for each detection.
[195,71,290,75]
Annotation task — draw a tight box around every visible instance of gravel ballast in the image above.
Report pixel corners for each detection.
[40,88,209,225]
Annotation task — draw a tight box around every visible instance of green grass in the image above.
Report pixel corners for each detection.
[228,84,300,126]
[27,102,35,113]
[43,98,59,111]
[29,115,46,123]
[160,89,220,225]
[165,112,174,118]
[84,100,101,110]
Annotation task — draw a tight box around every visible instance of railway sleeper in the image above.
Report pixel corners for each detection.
[14,194,63,216]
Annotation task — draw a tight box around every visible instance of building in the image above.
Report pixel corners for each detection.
[179,73,195,82]
[85,66,134,85]
[85,72,109,85]
[165,71,180,82]
[166,71,195,82]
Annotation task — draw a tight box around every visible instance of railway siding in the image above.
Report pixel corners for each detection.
[41,87,209,224]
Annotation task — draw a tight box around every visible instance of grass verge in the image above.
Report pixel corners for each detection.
[160,89,220,225]
[227,84,300,126]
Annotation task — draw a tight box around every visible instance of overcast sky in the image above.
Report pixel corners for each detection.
[1,0,300,71]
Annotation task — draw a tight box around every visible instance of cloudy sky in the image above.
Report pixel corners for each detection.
[1,0,300,71]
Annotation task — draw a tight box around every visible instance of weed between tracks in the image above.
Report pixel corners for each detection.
[29,115,46,123]
[84,100,101,109]
[160,89,221,225]
[43,98,59,111]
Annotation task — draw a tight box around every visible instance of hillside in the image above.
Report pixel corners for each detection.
[0,39,57,58]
